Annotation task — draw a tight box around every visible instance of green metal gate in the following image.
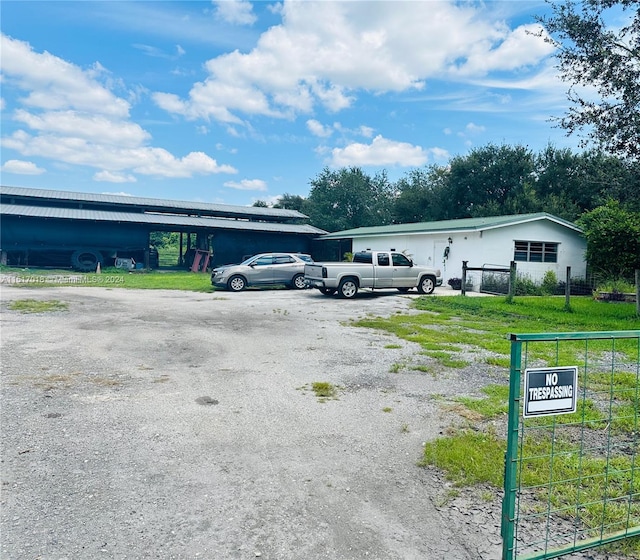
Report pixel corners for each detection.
[502,330,640,560]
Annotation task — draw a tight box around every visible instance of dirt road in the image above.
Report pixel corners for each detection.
[0,285,612,559]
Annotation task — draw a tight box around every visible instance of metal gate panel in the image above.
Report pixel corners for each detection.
[502,331,640,560]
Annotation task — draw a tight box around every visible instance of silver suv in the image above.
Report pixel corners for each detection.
[211,253,313,292]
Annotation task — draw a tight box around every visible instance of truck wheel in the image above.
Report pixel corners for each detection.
[71,249,103,272]
[228,275,247,292]
[417,275,435,295]
[319,288,336,296]
[338,278,358,299]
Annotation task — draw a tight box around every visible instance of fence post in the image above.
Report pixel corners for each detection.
[636,268,640,317]
[501,335,523,560]
[462,261,468,296]
[565,266,572,311]
[506,261,516,303]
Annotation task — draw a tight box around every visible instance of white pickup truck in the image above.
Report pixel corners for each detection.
[304,250,442,298]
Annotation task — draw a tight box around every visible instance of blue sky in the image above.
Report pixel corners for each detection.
[0,1,592,207]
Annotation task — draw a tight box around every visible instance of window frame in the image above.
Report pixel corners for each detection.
[514,241,558,263]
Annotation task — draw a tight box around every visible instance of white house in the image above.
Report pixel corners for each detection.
[319,213,587,285]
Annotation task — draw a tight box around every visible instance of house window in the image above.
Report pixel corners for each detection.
[514,241,558,263]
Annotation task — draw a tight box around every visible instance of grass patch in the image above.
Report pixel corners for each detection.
[382,406,393,413]
[8,299,68,313]
[456,384,510,418]
[420,430,505,487]
[410,364,434,375]
[389,362,403,373]
[311,381,338,402]
[2,268,214,292]
[485,356,510,368]
[423,351,469,368]
[354,296,640,367]
[419,428,639,549]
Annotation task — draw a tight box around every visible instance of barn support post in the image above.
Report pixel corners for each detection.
[179,233,184,266]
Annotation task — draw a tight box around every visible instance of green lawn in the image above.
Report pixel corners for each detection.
[356,295,640,557]
[1,267,214,292]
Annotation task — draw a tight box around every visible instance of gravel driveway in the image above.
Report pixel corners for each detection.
[0,285,623,560]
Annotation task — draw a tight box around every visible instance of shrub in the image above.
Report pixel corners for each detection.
[541,270,559,295]
[515,274,542,296]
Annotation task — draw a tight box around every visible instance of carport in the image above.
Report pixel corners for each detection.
[0,186,325,270]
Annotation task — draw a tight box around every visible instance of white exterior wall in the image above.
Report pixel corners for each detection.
[351,219,587,285]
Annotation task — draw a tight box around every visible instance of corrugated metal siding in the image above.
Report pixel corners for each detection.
[0,185,307,220]
[1,204,325,235]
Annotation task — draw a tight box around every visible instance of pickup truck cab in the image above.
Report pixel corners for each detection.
[304,250,442,299]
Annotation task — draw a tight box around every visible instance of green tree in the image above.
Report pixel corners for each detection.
[150,232,179,247]
[531,146,634,220]
[306,167,394,232]
[539,1,640,159]
[273,193,307,213]
[577,200,640,279]
[392,166,450,223]
[444,144,535,218]
[252,200,269,207]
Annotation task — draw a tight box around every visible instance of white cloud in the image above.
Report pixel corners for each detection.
[13,109,150,147]
[0,34,237,180]
[94,171,137,183]
[427,147,450,161]
[358,126,375,139]
[1,159,45,175]
[224,178,268,191]
[1,34,130,117]
[155,2,556,124]
[213,0,257,26]
[2,130,236,179]
[330,135,428,167]
[306,119,332,138]
[465,122,486,134]
[453,24,554,77]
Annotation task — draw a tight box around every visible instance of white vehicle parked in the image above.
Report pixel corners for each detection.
[304,250,442,299]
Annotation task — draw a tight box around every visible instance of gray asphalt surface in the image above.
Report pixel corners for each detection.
[0,284,622,560]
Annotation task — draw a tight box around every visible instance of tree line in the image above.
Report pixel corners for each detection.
[254,144,640,280]
[264,144,638,230]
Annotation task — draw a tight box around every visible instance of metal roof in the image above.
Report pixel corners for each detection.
[319,213,582,239]
[0,185,308,221]
[1,203,326,235]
